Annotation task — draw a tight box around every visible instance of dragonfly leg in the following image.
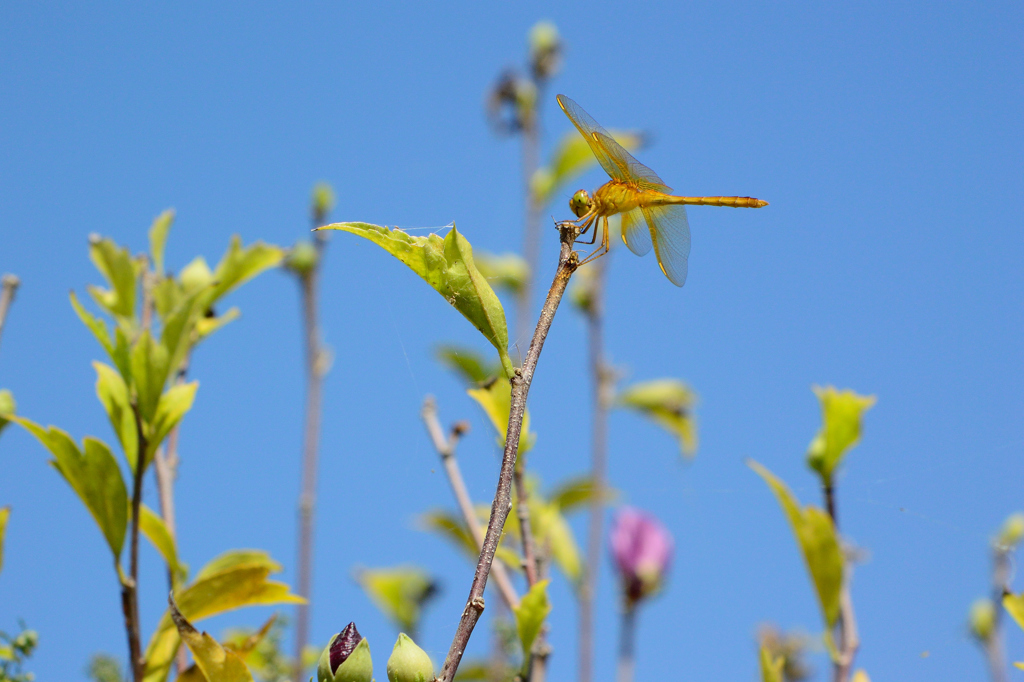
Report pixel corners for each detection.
[573,214,599,246]
[577,216,610,266]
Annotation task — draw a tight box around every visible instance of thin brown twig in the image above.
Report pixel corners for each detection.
[122,404,149,682]
[983,547,1011,682]
[0,274,20,357]
[437,221,581,682]
[825,484,859,682]
[578,255,610,682]
[421,396,520,611]
[294,223,330,680]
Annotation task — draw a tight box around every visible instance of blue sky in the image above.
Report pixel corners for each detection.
[1,1,1021,680]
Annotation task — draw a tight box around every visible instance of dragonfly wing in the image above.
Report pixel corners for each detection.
[641,204,691,287]
[592,131,671,193]
[620,207,652,256]
[557,95,630,182]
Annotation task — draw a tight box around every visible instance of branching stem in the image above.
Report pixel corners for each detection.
[826,483,860,682]
[437,221,580,682]
[421,397,520,611]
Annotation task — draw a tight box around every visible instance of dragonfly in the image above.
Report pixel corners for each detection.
[556,94,768,286]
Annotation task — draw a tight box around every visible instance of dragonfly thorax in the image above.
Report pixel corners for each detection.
[593,180,645,217]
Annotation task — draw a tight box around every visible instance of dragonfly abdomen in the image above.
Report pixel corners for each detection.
[664,195,769,208]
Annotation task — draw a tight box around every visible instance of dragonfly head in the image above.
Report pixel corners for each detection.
[569,189,592,218]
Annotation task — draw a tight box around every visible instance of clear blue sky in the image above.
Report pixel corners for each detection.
[1,2,1021,680]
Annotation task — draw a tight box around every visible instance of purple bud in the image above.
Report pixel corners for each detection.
[330,622,363,674]
[610,507,673,605]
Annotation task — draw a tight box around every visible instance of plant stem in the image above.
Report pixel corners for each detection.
[122,405,149,682]
[579,255,610,682]
[421,397,520,611]
[825,483,859,682]
[0,274,21,356]
[616,605,636,682]
[513,458,540,587]
[984,547,1011,682]
[294,227,329,680]
[437,221,581,682]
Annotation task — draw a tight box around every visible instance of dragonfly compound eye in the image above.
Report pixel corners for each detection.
[570,189,592,218]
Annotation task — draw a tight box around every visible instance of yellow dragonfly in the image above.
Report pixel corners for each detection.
[557,94,768,286]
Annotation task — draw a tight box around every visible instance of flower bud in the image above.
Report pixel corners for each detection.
[318,622,373,682]
[528,21,562,81]
[996,512,1024,550]
[286,240,320,277]
[969,598,996,642]
[610,506,673,607]
[311,182,336,225]
[386,633,433,682]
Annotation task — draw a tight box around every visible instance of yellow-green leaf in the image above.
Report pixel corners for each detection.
[749,459,843,628]
[759,645,784,682]
[1003,593,1024,632]
[149,209,175,277]
[434,344,501,386]
[355,565,438,634]
[513,579,551,659]
[851,671,871,682]
[210,236,285,303]
[467,378,534,455]
[180,257,215,295]
[0,389,14,438]
[143,551,303,682]
[12,417,127,559]
[94,362,138,469]
[419,510,522,572]
[474,252,530,296]
[549,476,612,512]
[87,236,139,321]
[0,506,9,576]
[138,503,186,588]
[531,129,644,208]
[144,381,198,467]
[320,223,513,378]
[131,331,170,426]
[806,386,876,483]
[535,502,582,584]
[1015,662,1024,671]
[169,597,254,682]
[195,307,241,341]
[617,379,698,458]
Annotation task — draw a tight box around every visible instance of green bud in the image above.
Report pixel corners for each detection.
[996,512,1024,550]
[318,623,373,682]
[286,240,320,277]
[386,633,433,682]
[528,21,562,81]
[311,182,336,224]
[969,598,996,642]
[0,388,15,438]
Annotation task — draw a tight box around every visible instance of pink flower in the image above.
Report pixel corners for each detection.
[610,506,673,606]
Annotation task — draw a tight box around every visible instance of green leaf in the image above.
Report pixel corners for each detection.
[434,344,501,385]
[12,417,128,559]
[0,506,9,576]
[210,236,285,303]
[149,209,175,276]
[131,331,171,426]
[534,502,582,584]
[548,476,613,513]
[195,307,241,341]
[138,503,186,588]
[180,257,215,294]
[87,236,138,320]
[759,646,785,682]
[70,290,135,379]
[0,388,14,438]
[467,378,535,455]
[474,252,530,296]
[320,223,513,378]
[531,129,644,208]
[419,510,522,571]
[144,380,198,467]
[748,460,843,628]
[355,565,438,634]
[94,362,138,469]
[806,386,876,484]
[143,551,303,682]
[616,379,698,458]
[513,579,551,659]
[169,597,255,682]
[1003,593,1024,632]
